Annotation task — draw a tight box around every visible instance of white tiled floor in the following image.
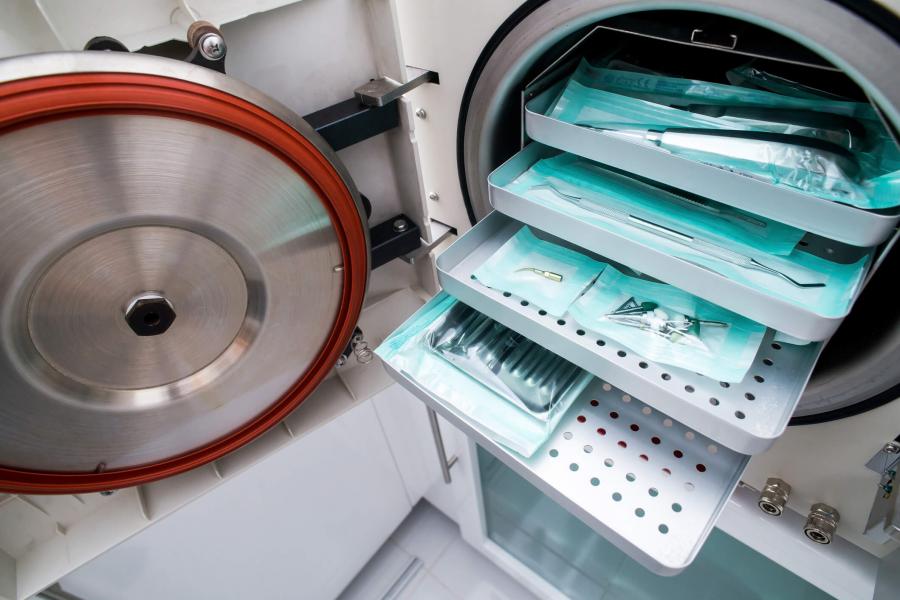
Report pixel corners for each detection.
[339,501,540,600]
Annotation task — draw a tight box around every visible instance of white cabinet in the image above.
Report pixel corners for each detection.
[58,399,412,600]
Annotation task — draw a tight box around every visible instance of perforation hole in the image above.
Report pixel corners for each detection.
[639,361,648,369]
[651,436,661,445]
[630,424,640,432]
[684,385,694,393]
[470,274,476,280]
[503,291,511,297]
[684,431,695,441]
[570,463,579,472]
[604,458,614,468]
[520,300,529,306]
[617,350,627,358]
[577,415,586,423]
[707,444,718,454]
[672,503,682,512]
[576,329,585,336]
[684,482,695,492]
[635,508,645,518]
[720,381,730,388]
[590,477,600,486]
[662,468,672,476]
[673,450,683,459]
[663,419,673,428]
[626,472,636,482]
[597,428,607,436]
[617,441,628,449]
[661,373,671,381]
[763,358,774,366]
[596,339,606,347]
[696,464,707,473]
[745,393,756,401]
[735,411,746,420]
[658,524,669,534]
[557,319,566,326]
[563,431,573,440]
[641,407,652,415]
[549,449,558,457]
[640,454,649,462]
[538,309,547,316]
[709,397,719,406]
[602,383,612,392]
[649,487,659,497]
[609,411,619,419]
[612,492,622,501]
[622,394,631,403]
[771,343,782,350]
[583,445,593,454]
[754,375,765,383]
[590,399,599,407]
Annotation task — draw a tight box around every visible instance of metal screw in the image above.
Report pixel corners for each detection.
[125,293,176,336]
[428,192,439,202]
[199,32,227,61]
[392,218,409,233]
[804,502,840,545]
[885,442,900,454]
[415,108,427,119]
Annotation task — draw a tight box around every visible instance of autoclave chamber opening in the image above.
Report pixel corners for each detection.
[460,6,900,421]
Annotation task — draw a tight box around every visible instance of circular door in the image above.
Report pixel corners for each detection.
[0,52,369,493]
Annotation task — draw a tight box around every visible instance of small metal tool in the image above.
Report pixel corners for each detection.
[515,266,564,282]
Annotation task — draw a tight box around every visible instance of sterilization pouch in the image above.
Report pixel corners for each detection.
[568,266,767,382]
[526,153,805,256]
[506,163,872,321]
[376,293,592,457]
[472,225,605,317]
[547,60,900,209]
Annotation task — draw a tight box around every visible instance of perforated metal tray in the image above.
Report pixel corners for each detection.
[381,302,748,575]
[488,143,871,342]
[525,81,900,248]
[436,212,823,455]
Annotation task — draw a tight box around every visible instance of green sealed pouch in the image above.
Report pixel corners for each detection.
[568,266,767,382]
[473,225,605,317]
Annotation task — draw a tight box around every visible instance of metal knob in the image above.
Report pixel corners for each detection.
[758,477,791,516]
[125,293,176,336]
[804,502,840,544]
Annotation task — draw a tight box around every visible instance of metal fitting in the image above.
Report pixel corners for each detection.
[758,477,791,516]
[884,441,900,454]
[392,218,409,233]
[415,108,427,119]
[428,192,439,202]
[804,502,840,544]
[125,293,176,336]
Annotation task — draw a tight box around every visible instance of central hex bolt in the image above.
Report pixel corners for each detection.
[125,293,176,336]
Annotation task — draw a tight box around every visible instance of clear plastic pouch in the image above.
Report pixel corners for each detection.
[526,153,805,257]
[473,225,605,316]
[376,294,592,457]
[506,163,872,319]
[548,60,900,209]
[568,266,767,382]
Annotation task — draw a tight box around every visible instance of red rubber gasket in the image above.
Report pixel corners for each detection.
[0,72,368,494]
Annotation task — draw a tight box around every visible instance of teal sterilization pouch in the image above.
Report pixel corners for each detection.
[506,161,872,321]
[548,60,900,209]
[376,294,592,457]
[473,225,606,317]
[568,266,767,382]
[525,153,805,257]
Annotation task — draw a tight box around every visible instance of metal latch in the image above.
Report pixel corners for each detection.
[863,439,900,543]
[354,66,440,107]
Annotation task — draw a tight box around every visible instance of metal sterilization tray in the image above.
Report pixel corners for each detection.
[381,297,748,575]
[488,143,871,342]
[436,212,823,455]
[525,81,900,248]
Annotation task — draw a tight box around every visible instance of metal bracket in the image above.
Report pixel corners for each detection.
[863,439,900,544]
[427,406,458,484]
[369,214,422,269]
[400,220,456,265]
[354,66,440,108]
